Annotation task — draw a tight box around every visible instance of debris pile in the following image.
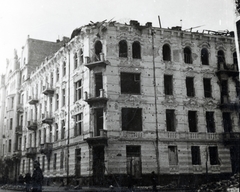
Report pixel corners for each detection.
[198,173,240,191]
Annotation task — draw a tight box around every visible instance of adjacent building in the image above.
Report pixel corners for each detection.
[0,20,239,187]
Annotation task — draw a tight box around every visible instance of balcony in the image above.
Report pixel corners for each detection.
[27,120,38,131]
[42,112,54,124]
[84,129,108,146]
[26,147,37,158]
[28,96,39,105]
[42,85,54,96]
[219,96,240,111]
[40,143,53,158]
[223,132,240,145]
[216,62,239,79]
[17,104,24,113]
[15,126,23,135]
[84,53,109,70]
[84,89,108,107]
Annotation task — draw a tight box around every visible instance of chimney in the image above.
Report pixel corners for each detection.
[145,22,152,27]
[130,20,140,27]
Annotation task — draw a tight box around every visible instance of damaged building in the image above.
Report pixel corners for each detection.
[0,19,239,187]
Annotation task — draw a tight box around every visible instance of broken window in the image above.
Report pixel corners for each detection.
[163,44,171,61]
[168,146,178,165]
[217,50,225,65]
[209,146,220,165]
[121,72,140,94]
[75,149,81,177]
[188,111,198,132]
[75,113,83,136]
[61,120,65,139]
[191,146,201,165]
[184,47,192,64]
[186,77,195,97]
[166,109,175,131]
[126,146,142,178]
[95,73,103,97]
[119,40,128,57]
[94,40,102,61]
[74,52,78,69]
[94,108,103,136]
[122,108,142,131]
[164,75,173,95]
[201,48,209,65]
[203,78,212,98]
[132,41,141,59]
[222,112,232,132]
[206,112,215,133]
[75,80,82,101]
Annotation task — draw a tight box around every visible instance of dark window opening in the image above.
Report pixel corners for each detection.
[203,78,212,98]
[62,89,66,106]
[63,61,66,76]
[119,40,128,57]
[201,48,209,65]
[222,112,232,132]
[163,44,171,61]
[80,49,84,64]
[42,156,45,172]
[191,146,201,165]
[75,113,83,136]
[206,112,215,133]
[75,149,81,177]
[221,80,228,104]
[168,146,178,165]
[95,73,103,97]
[53,154,57,170]
[95,108,103,136]
[126,146,141,178]
[217,50,225,65]
[55,123,58,141]
[166,109,175,131]
[74,53,78,69]
[121,72,140,94]
[233,52,238,66]
[122,108,142,131]
[132,41,141,59]
[209,146,220,165]
[188,111,197,132]
[61,120,65,139]
[164,75,173,95]
[186,77,195,97]
[184,47,192,64]
[60,151,64,169]
[94,41,102,61]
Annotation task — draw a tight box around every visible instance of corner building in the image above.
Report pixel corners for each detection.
[5,20,240,186]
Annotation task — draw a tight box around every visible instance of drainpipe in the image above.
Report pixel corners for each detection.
[151,28,160,179]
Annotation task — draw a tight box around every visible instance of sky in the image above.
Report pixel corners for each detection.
[0,0,236,74]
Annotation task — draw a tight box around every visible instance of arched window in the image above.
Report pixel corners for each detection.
[132,41,141,59]
[94,40,102,61]
[201,48,209,65]
[163,44,171,61]
[184,47,192,64]
[233,52,238,65]
[217,50,225,64]
[119,40,128,57]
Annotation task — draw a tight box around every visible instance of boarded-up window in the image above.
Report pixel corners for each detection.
[222,112,232,132]
[122,108,142,131]
[166,109,175,131]
[126,146,141,178]
[121,73,140,94]
[164,75,173,95]
[191,146,201,165]
[119,40,128,57]
[201,48,209,65]
[168,146,178,165]
[186,77,195,97]
[209,146,220,165]
[206,112,215,133]
[203,78,212,98]
[188,111,197,132]
[163,44,171,61]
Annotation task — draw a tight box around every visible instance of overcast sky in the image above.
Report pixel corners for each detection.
[0,0,236,74]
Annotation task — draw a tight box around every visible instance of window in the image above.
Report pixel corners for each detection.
[201,48,209,65]
[188,111,197,132]
[122,108,142,131]
[186,77,195,97]
[22,160,25,173]
[163,44,171,61]
[53,153,57,170]
[221,80,228,103]
[42,156,45,172]
[94,108,103,136]
[55,94,59,110]
[164,75,173,95]
[203,78,212,98]
[168,146,178,165]
[132,41,141,59]
[191,146,201,165]
[80,49,84,64]
[74,52,78,69]
[121,73,140,94]
[55,123,58,141]
[217,50,225,65]
[119,40,128,57]
[209,146,220,165]
[95,73,103,97]
[38,130,41,145]
[61,120,65,139]
[60,151,64,169]
[56,68,59,81]
[63,61,66,76]
[43,128,46,143]
[75,113,83,136]
[233,52,238,66]
[75,80,82,101]
[62,89,65,106]
[166,109,175,131]
[94,41,102,61]
[184,47,192,64]
[11,97,14,108]
[75,149,81,177]
[206,112,215,133]
[126,146,141,178]
[222,112,232,132]
[8,139,11,152]
[10,118,13,130]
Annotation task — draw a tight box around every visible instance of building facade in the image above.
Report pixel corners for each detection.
[0,20,239,187]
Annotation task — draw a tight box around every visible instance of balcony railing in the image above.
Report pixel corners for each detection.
[216,62,239,78]
[15,126,23,135]
[223,132,240,145]
[42,112,54,124]
[84,89,108,107]
[42,85,54,96]
[84,53,109,70]
[26,147,37,158]
[84,129,108,146]
[27,120,37,131]
[28,96,39,105]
